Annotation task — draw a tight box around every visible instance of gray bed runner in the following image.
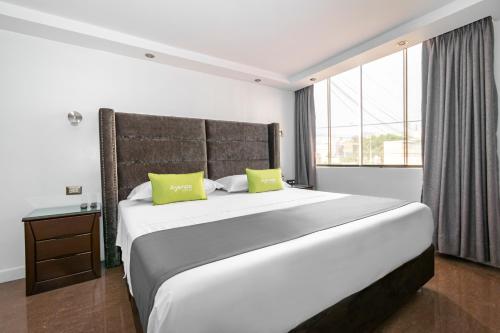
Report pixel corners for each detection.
[130,194,410,331]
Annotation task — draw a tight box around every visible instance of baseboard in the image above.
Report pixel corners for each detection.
[0,265,25,283]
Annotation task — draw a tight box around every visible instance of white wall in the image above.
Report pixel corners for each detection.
[317,18,500,202]
[0,29,294,282]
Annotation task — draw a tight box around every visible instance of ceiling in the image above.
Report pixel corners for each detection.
[0,0,498,89]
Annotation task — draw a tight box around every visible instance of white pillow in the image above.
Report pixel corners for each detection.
[204,178,224,194]
[127,181,152,201]
[216,175,248,193]
[217,174,291,193]
[127,178,223,201]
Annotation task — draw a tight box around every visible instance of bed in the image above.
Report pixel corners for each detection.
[99,108,434,333]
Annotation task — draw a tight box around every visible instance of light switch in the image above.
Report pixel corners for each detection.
[66,186,82,195]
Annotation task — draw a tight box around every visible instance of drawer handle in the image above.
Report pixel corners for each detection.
[37,233,91,242]
[37,251,92,262]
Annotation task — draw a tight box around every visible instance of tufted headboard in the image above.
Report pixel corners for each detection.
[99,108,280,267]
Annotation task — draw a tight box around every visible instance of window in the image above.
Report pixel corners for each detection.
[315,44,422,167]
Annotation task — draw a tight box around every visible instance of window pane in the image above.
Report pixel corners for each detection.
[363,123,404,165]
[407,43,422,165]
[407,43,422,121]
[408,120,422,165]
[331,67,361,165]
[362,51,404,165]
[314,79,329,164]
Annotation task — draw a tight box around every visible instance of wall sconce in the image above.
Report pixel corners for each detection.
[68,111,83,126]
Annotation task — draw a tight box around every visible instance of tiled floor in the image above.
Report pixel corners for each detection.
[0,254,498,333]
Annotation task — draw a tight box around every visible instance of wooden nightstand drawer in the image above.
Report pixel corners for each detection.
[36,234,92,261]
[30,215,94,240]
[36,252,92,281]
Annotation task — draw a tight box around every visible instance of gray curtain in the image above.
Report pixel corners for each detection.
[422,17,500,267]
[295,85,316,187]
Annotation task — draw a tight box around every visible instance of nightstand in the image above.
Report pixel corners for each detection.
[22,205,101,295]
[291,184,314,190]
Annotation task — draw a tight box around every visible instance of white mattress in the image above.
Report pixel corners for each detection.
[116,188,433,333]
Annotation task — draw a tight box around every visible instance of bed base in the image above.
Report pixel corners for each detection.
[290,245,434,332]
[127,245,434,333]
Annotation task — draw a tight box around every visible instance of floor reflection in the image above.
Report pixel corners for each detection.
[0,255,498,333]
[0,266,135,333]
[377,255,500,333]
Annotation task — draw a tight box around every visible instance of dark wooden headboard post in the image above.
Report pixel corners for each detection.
[268,123,280,169]
[99,108,121,267]
[99,109,280,268]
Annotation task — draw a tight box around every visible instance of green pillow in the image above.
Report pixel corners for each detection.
[246,168,284,193]
[148,171,207,205]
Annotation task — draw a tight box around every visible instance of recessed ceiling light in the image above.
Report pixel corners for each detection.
[310,78,317,82]
[254,78,261,83]
[397,40,408,47]
[145,53,155,58]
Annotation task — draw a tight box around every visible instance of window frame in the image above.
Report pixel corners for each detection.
[316,47,422,168]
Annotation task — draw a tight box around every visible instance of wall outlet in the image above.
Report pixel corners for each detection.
[66,186,82,195]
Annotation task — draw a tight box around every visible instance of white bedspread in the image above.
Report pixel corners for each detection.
[116,188,433,333]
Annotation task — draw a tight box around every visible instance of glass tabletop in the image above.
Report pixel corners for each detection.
[22,204,101,222]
